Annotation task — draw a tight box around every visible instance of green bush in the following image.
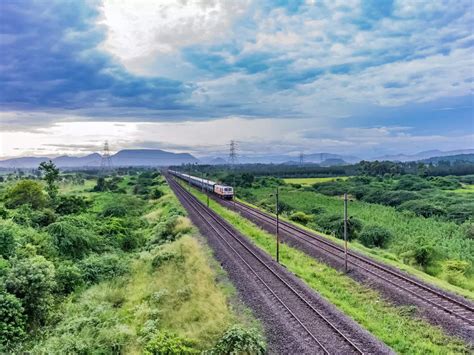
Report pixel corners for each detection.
[55,195,91,215]
[398,200,446,218]
[401,243,436,268]
[99,218,142,251]
[210,325,265,355]
[55,262,84,295]
[442,260,471,287]
[358,225,392,248]
[150,188,164,200]
[5,180,47,210]
[0,223,16,259]
[79,253,129,284]
[47,221,95,259]
[289,211,312,225]
[152,250,184,269]
[0,205,8,219]
[144,331,197,355]
[30,208,57,227]
[314,214,362,241]
[5,256,56,325]
[0,291,26,351]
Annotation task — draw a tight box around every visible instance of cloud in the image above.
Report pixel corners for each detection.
[0,0,472,158]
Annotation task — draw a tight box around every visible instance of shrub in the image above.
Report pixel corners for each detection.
[55,195,91,215]
[461,222,474,240]
[55,262,84,295]
[5,256,56,325]
[401,242,436,268]
[398,200,446,218]
[101,205,128,218]
[442,260,471,287]
[0,206,8,219]
[396,175,431,191]
[5,180,47,209]
[211,326,265,355]
[144,331,197,355]
[358,225,392,248]
[99,218,142,251]
[0,291,26,351]
[30,208,57,227]
[0,223,16,259]
[79,253,129,284]
[289,211,312,225]
[47,221,95,259]
[314,214,362,241]
[152,216,190,244]
[149,188,164,200]
[152,250,184,269]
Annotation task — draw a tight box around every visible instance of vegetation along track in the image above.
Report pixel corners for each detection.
[167,175,391,354]
[218,197,474,340]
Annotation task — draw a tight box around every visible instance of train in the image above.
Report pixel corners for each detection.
[169,170,234,199]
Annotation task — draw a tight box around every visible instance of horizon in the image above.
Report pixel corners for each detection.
[1,1,473,159]
[1,146,473,163]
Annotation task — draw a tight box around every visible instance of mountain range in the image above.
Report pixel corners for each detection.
[371,149,474,162]
[0,149,197,169]
[1,148,472,169]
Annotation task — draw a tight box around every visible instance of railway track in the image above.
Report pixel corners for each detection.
[167,175,389,354]
[219,198,474,328]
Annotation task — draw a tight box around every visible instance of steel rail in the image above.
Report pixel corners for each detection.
[168,176,365,354]
[229,199,474,325]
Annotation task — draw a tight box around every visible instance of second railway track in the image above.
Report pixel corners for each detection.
[167,175,391,354]
[224,198,474,327]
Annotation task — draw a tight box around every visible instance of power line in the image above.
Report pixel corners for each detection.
[229,140,238,167]
[299,152,304,166]
[100,141,113,173]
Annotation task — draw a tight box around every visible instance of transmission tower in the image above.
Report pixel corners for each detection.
[299,152,304,166]
[100,141,113,173]
[229,140,238,167]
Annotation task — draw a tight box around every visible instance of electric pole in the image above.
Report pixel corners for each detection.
[344,192,348,273]
[229,140,238,206]
[276,186,280,263]
[100,141,113,174]
[299,151,304,166]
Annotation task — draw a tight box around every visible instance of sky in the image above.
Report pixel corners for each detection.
[0,0,473,159]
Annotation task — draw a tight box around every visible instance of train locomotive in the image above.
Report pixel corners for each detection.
[169,170,234,199]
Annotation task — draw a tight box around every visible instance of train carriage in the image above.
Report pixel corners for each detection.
[169,170,234,199]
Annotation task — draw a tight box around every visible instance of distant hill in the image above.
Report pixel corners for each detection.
[421,153,474,164]
[0,149,198,169]
[112,149,197,166]
[200,152,360,164]
[304,153,358,164]
[373,149,474,162]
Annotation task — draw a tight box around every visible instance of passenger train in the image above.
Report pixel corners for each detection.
[169,170,234,199]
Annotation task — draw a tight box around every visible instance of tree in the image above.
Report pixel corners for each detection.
[5,180,47,209]
[39,160,60,200]
[5,256,56,326]
[0,291,26,351]
[359,225,392,248]
[0,223,16,258]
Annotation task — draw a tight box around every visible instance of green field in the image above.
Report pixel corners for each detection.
[284,176,349,185]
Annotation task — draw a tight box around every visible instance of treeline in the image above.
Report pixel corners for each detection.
[312,175,474,225]
[172,159,474,180]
